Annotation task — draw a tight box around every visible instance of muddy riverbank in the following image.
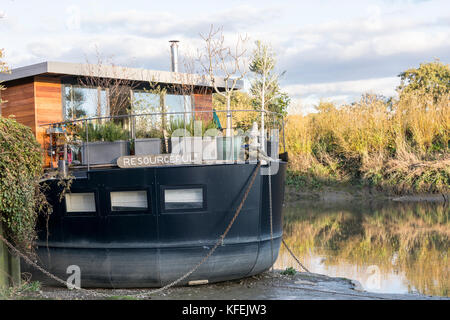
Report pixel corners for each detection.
[11,270,448,300]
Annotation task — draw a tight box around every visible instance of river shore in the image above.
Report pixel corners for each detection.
[285,185,450,203]
[8,270,448,300]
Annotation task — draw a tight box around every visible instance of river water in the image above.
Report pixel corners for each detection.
[275,200,449,297]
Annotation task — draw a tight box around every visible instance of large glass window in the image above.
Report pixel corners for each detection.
[165,94,192,123]
[132,91,162,137]
[65,193,96,213]
[132,91,160,114]
[63,85,109,120]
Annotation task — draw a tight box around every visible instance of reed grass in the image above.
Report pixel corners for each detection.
[286,91,450,194]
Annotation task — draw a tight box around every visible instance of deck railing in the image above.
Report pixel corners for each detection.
[40,109,286,171]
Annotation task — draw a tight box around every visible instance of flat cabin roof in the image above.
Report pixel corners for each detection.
[0,61,243,90]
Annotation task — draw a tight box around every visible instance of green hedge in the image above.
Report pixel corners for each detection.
[0,117,45,252]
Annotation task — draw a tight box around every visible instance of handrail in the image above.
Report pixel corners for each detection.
[39,109,283,127]
[42,108,286,171]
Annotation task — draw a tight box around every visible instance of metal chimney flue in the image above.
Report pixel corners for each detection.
[169,40,179,72]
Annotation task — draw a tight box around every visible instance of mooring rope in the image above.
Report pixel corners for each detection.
[266,161,310,274]
[0,161,262,299]
[268,165,274,276]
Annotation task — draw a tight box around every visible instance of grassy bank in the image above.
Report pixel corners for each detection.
[285,91,449,195]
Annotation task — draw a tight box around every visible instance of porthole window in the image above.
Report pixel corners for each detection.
[164,187,204,210]
[110,191,148,211]
[65,193,96,213]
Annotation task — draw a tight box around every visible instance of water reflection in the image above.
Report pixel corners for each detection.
[275,200,449,296]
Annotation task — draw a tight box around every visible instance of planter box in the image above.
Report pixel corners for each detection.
[217,136,243,161]
[82,140,130,165]
[135,138,162,155]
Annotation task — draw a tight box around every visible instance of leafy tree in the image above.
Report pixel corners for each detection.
[249,40,289,147]
[397,60,450,101]
[213,91,256,131]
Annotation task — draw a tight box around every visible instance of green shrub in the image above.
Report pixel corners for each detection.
[280,267,297,275]
[0,117,49,252]
[76,121,129,142]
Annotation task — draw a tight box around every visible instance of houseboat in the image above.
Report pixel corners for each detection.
[0,47,287,288]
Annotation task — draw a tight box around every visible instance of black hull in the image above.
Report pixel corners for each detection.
[24,162,287,288]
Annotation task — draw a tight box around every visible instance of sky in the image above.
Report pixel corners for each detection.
[1,0,449,113]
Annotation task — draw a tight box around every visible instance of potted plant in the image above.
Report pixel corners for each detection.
[77,121,130,165]
[134,128,163,155]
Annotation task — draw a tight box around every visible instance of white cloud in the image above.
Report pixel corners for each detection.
[66,5,81,31]
[2,0,449,114]
[284,77,400,113]
[284,77,399,97]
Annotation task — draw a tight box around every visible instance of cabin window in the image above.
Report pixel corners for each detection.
[132,91,162,138]
[65,193,96,213]
[110,190,148,211]
[164,187,204,210]
[63,85,109,120]
[165,94,192,123]
[132,91,161,114]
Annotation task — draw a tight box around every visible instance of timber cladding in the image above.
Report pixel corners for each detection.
[1,76,62,138]
[1,76,63,167]
[1,78,36,134]
[194,93,213,121]
[34,77,63,148]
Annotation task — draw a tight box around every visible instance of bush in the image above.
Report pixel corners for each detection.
[0,117,49,252]
[76,121,129,142]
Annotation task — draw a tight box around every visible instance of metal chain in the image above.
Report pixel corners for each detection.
[266,160,310,275]
[268,164,274,276]
[0,161,262,299]
[132,161,261,298]
[281,239,310,273]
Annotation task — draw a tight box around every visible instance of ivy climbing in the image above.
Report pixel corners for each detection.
[0,117,51,253]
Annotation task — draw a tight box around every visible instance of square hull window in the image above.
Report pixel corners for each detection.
[111,191,148,211]
[164,188,204,210]
[65,193,96,213]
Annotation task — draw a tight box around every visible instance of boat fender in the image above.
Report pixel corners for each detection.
[188,280,209,286]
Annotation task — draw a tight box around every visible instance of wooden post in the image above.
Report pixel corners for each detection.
[9,252,21,287]
[0,223,21,289]
[0,223,10,289]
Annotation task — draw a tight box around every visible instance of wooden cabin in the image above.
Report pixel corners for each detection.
[0,61,237,166]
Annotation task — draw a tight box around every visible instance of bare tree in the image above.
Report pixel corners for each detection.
[78,51,140,117]
[198,25,249,137]
[0,49,10,116]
